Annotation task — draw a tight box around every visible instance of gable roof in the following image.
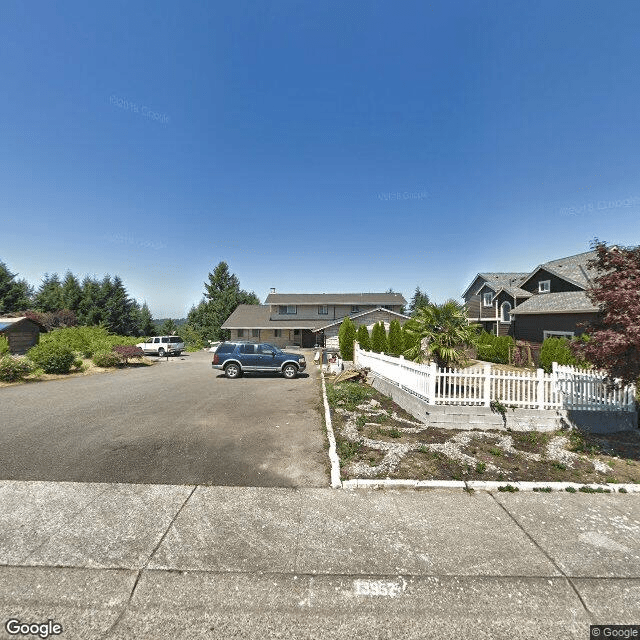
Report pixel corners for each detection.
[510,291,599,315]
[315,307,411,331]
[464,273,528,297]
[520,250,598,290]
[221,305,322,330]
[265,292,406,306]
[490,286,532,301]
[0,316,47,332]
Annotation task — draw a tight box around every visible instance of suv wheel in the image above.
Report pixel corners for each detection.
[282,364,298,379]
[158,348,165,357]
[225,363,241,379]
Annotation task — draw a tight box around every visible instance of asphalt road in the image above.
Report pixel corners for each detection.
[0,350,328,487]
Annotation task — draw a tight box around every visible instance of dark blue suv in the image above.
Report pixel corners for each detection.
[212,342,306,379]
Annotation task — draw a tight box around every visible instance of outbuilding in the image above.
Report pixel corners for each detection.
[0,317,47,354]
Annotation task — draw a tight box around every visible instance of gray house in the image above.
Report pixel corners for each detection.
[463,251,600,342]
[222,290,408,348]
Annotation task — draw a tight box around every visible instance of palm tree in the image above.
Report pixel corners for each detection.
[403,300,480,368]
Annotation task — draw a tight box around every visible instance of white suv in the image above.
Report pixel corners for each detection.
[136,336,185,357]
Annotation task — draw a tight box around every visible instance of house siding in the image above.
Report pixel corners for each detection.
[478,285,497,321]
[466,295,481,319]
[1,320,42,354]
[513,313,597,343]
[268,303,402,322]
[520,268,583,295]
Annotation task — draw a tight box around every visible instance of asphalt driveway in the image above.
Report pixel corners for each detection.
[0,350,328,487]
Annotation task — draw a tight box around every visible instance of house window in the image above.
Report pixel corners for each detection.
[294,329,300,335]
[237,329,245,337]
[501,302,511,322]
[252,329,259,337]
[274,329,282,337]
[538,280,551,293]
[351,306,359,313]
[483,293,493,307]
[279,305,297,315]
[318,305,328,315]
[543,330,574,340]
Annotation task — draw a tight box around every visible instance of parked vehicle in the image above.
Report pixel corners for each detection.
[212,341,306,379]
[136,336,185,357]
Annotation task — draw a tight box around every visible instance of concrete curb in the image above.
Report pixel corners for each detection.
[320,371,342,489]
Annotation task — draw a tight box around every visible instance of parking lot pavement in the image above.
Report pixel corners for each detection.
[2,484,639,639]
[0,350,328,487]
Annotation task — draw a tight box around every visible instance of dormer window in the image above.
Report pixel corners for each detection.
[483,292,493,307]
[538,280,551,293]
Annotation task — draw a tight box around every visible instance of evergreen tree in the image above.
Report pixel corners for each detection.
[371,321,388,353]
[159,318,178,335]
[338,316,357,360]
[0,261,32,313]
[408,286,430,316]
[34,273,63,312]
[60,271,83,312]
[103,275,136,335]
[78,276,103,326]
[138,302,156,336]
[388,319,404,356]
[356,324,371,351]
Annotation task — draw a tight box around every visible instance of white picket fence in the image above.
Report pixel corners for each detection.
[353,344,636,412]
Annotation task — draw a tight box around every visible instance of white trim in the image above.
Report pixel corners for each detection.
[500,301,512,323]
[538,280,551,293]
[482,292,493,307]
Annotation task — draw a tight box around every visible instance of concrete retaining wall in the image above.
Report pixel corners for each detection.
[370,372,638,434]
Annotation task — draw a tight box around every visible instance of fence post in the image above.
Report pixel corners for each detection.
[354,342,359,367]
[427,362,437,404]
[537,368,545,409]
[551,361,558,408]
[483,364,491,407]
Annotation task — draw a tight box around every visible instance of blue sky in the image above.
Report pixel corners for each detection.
[2,0,640,318]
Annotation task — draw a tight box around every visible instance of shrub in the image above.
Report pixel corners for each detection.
[476,332,513,364]
[0,355,32,382]
[112,344,144,364]
[27,341,77,374]
[38,326,140,358]
[387,320,404,356]
[356,325,371,351]
[0,336,9,357]
[92,350,121,368]
[539,337,579,373]
[371,322,388,354]
[338,317,357,361]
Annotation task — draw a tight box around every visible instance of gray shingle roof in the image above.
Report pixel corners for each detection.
[511,291,599,314]
[315,307,411,331]
[524,250,598,289]
[476,273,529,294]
[221,305,323,330]
[265,292,406,305]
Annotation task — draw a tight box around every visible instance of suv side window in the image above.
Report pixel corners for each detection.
[241,344,255,354]
[216,343,235,354]
[154,338,160,343]
[258,344,275,354]
[162,337,169,343]
[170,337,182,343]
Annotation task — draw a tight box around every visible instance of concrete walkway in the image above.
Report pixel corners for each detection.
[1,482,639,638]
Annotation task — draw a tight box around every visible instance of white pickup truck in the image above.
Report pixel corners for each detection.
[136,335,185,357]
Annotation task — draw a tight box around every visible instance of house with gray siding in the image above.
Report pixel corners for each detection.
[463,251,600,342]
[0,317,47,354]
[222,290,408,348]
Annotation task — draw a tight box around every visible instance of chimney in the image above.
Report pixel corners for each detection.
[270,287,276,294]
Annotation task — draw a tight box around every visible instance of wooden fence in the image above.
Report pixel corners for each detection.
[353,344,636,412]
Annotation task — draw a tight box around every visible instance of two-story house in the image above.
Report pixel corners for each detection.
[463,251,600,342]
[222,290,408,348]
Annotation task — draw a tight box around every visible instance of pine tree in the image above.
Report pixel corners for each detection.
[371,321,388,353]
[159,318,179,335]
[34,273,63,312]
[0,261,32,313]
[60,271,83,312]
[408,286,430,316]
[77,276,103,326]
[138,302,156,336]
[387,319,404,356]
[356,324,371,351]
[338,316,357,360]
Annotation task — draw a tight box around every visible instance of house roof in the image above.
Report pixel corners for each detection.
[264,292,406,305]
[314,307,411,331]
[0,316,47,332]
[221,305,322,330]
[510,291,599,315]
[520,250,598,290]
[491,285,532,300]
[463,273,528,298]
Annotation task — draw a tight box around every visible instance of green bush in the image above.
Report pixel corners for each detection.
[27,341,78,374]
[356,324,371,351]
[338,317,357,360]
[0,336,9,357]
[539,337,579,373]
[92,350,122,368]
[0,355,32,382]
[476,332,514,364]
[37,326,140,358]
[371,322,388,353]
[387,320,404,357]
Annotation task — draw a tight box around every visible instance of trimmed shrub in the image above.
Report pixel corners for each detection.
[0,336,9,357]
[387,320,404,357]
[27,341,77,374]
[476,332,514,365]
[338,316,357,361]
[37,326,140,358]
[0,355,32,382]
[112,345,144,364]
[371,322,388,353]
[356,325,371,351]
[539,337,579,373]
[92,350,121,368]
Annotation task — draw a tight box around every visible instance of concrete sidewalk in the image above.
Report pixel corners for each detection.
[1,482,639,639]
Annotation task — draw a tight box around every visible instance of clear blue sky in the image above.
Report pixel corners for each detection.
[2,1,640,318]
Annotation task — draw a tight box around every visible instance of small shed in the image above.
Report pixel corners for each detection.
[0,317,47,355]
